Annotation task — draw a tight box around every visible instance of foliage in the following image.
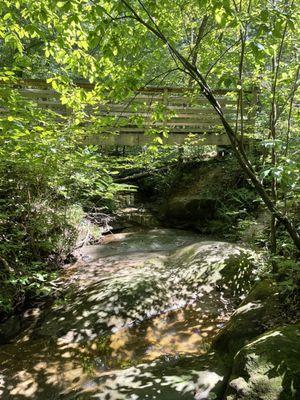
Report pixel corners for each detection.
[0,0,299,312]
[0,85,124,315]
[270,256,300,321]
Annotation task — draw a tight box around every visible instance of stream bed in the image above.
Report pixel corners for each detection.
[0,228,260,399]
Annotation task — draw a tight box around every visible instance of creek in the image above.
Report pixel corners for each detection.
[0,228,260,399]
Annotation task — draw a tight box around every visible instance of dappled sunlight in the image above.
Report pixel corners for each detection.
[0,229,261,398]
[0,339,87,398]
[233,301,263,316]
[194,371,224,400]
[75,228,202,262]
[0,329,227,399]
[9,371,38,398]
[244,329,283,346]
[106,306,228,362]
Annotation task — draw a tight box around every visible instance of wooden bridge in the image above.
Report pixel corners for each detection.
[1,79,257,147]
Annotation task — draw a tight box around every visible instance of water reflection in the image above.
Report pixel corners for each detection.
[99,305,228,365]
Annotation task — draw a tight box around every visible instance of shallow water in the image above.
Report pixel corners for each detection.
[0,228,248,399]
[100,305,228,363]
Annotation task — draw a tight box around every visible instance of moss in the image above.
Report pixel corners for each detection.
[225,324,300,399]
[167,242,264,306]
[213,280,281,356]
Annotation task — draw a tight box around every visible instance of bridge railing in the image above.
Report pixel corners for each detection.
[0,79,257,146]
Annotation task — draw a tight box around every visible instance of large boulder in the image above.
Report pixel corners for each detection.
[61,352,230,400]
[156,163,223,231]
[144,160,257,234]
[33,238,263,343]
[167,241,263,305]
[225,324,300,399]
[0,350,229,399]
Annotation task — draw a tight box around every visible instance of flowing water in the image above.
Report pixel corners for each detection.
[0,228,257,399]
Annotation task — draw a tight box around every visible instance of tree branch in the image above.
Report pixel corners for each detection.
[189,16,209,66]
[205,39,241,78]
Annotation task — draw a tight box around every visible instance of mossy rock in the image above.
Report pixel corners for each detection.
[213,280,281,356]
[161,196,217,228]
[34,240,263,343]
[167,242,264,305]
[148,160,256,234]
[225,324,300,399]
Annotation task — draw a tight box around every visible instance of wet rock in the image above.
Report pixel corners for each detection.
[225,324,300,399]
[0,229,263,399]
[35,238,262,343]
[193,353,231,400]
[62,353,230,400]
[167,241,263,304]
[146,161,254,234]
[114,206,159,229]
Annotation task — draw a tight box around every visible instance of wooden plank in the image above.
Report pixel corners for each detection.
[85,132,232,146]
[94,105,246,115]
[18,92,241,108]
[96,104,239,111]
[34,100,64,106]
[19,89,60,98]
[138,86,253,94]
[124,97,239,106]
[103,126,225,133]
[0,79,255,93]
[0,79,257,147]
[94,110,248,121]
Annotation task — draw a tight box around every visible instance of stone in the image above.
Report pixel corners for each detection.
[36,236,262,343]
[0,230,263,399]
[213,280,281,356]
[167,241,263,305]
[147,160,255,235]
[62,352,230,400]
[162,197,217,229]
[225,324,300,399]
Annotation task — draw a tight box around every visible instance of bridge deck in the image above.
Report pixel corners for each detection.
[0,80,256,146]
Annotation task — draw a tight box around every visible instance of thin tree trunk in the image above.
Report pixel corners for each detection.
[270,56,278,254]
[268,6,290,253]
[284,65,300,213]
[188,16,208,86]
